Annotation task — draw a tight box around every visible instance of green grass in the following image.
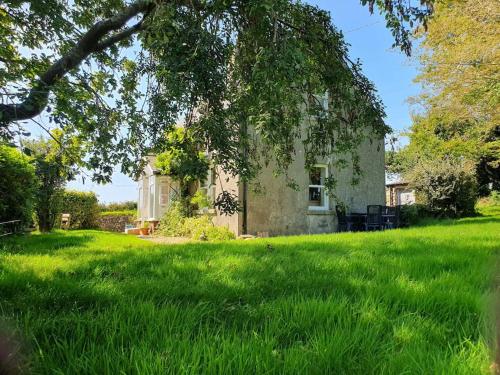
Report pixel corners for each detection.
[1,207,499,374]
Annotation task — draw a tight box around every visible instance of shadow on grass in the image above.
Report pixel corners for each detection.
[1,231,95,255]
[1,230,496,319]
[0,223,498,373]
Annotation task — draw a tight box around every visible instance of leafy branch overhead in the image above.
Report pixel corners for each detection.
[0,0,425,190]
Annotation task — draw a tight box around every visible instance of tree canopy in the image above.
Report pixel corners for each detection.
[0,1,432,191]
[394,0,499,192]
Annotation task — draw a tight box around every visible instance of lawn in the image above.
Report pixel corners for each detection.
[1,208,499,374]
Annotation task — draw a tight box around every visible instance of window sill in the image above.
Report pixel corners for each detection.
[307,209,334,215]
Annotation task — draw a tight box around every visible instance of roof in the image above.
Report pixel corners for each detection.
[386,181,409,187]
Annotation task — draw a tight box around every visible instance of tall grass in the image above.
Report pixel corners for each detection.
[0,207,499,374]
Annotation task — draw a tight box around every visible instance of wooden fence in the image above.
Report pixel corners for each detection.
[0,220,21,237]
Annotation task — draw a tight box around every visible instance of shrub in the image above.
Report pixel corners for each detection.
[0,145,36,226]
[59,190,99,229]
[399,204,431,226]
[405,157,478,217]
[159,202,189,237]
[159,202,234,241]
[185,215,235,241]
[99,201,137,212]
[190,190,212,210]
[99,210,136,217]
[490,191,500,205]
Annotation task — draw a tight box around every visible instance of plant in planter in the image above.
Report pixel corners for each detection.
[139,221,150,236]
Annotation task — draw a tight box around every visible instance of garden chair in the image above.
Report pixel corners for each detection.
[61,214,71,230]
[335,205,353,232]
[382,206,399,229]
[366,205,383,231]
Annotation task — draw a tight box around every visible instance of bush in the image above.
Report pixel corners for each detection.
[59,190,99,229]
[405,157,478,217]
[159,202,235,241]
[490,191,500,205]
[159,202,189,237]
[185,215,235,241]
[99,210,136,217]
[0,145,36,226]
[399,204,431,226]
[99,201,137,212]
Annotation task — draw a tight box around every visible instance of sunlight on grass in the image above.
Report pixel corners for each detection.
[0,207,499,374]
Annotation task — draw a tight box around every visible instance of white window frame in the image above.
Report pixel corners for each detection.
[308,164,329,211]
[149,175,156,219]
[137,185,143,220]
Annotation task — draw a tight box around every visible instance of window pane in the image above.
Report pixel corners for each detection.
[309,167,325,185]
[309,187,324,207]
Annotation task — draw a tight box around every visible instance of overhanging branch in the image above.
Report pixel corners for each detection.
[0,0,154,127]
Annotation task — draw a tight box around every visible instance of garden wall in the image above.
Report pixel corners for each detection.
[96,214,134,232]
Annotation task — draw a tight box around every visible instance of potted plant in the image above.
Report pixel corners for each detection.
[139,221,149,236]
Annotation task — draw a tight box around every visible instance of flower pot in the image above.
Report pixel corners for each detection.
[139,227,149,236]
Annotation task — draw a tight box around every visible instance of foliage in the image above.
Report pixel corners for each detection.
[490,191,500,206]
[0,144,36,225]
[476,192,500,218]
[185,215,235,241]
[399,204,431,226]
[1,207,498,373]
[362,0,434,55]
[159,201,234,241]
[25,132,83,232]
[99,201,137,212]
[406,0,500,191]
[155,127,209,205]
[190,190,212,211]
[405,157,478,217]
[99,210,136,217]
[158,201,189,237]
[59,190,99,229]
[0,0,389,209]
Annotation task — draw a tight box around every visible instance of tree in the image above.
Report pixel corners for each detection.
[0,1,419,207]
[0,144,36,225]
[155,127,209,213]
[405,157,477,217]
[25,132,82,232]
[404,0,499,192]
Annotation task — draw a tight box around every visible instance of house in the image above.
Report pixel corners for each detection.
[385,181,416,206]
[137,133,386,236]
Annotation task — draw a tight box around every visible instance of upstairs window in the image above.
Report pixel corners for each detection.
[308,165,329,210]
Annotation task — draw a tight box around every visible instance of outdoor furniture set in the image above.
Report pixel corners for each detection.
[336,205,402,232]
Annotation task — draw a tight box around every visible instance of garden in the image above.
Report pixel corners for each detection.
[1,0,499,373]
[0,202,499,373]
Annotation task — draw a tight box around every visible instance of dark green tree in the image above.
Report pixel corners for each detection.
[0,144,36,226]
[0,1,431,209]
[25,132,83,232]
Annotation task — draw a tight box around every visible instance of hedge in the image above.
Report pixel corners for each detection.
[0,145,36,226]
[59,190,99,229]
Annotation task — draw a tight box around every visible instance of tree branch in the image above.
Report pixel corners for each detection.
[0,0,154,127]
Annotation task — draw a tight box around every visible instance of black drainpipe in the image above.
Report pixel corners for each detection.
[241,119,248,235]
[242,179,248,235]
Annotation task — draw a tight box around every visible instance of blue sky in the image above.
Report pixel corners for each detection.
[67,0,420,203]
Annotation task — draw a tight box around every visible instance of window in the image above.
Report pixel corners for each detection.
[159,181,169,206]
[149,176,155,218]
[308,91,329,115]
[308,165,329,210]
[138,186,143,209]
[200,168,216,203]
